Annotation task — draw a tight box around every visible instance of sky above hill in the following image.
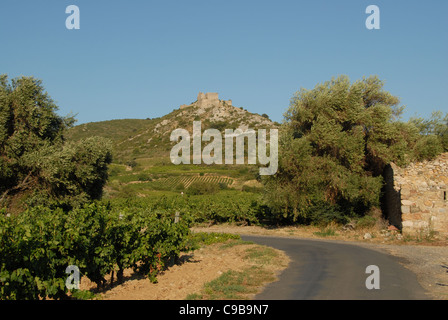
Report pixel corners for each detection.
[1,0,447,124]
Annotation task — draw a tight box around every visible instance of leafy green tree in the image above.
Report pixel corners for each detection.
[262,75,424,224]
[409,111,447,158]
[0,75,112,211]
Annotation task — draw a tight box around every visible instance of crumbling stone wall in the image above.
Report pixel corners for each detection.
[197,92,219,108]
[180,92,230,109]
[388,153,448,236]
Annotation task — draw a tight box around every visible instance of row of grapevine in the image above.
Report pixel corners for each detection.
[149,175,234,190]
[0,203,190,300]
[109,192,264,225]
[185,193,262,224]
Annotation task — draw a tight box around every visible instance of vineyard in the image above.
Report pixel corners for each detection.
[0,190,265,300]
[0,203,191,300]
[153,174,234,189]
[109,191,264,225]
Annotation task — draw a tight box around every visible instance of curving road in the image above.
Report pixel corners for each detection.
[241,235,429,300]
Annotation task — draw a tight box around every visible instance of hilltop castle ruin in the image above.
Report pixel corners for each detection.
[180,92,232,110]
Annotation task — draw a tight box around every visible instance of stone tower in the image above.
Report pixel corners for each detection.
[197,92,219,108]
[180,92,232,109]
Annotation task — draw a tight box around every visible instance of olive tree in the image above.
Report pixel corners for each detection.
[262,75,437,224]
[0,75,112,211]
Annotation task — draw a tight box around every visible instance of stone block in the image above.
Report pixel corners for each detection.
[415,221,429,228]
[400,188,411,197]
[401,213,413,221]
[423,200,433,207]
[411,213,422,220]
[410,206,421,213]
[402,221,413,228]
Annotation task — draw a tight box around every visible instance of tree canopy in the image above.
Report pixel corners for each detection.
[0,75,112,212]
[408,111,447,160]
[262,75,445,224]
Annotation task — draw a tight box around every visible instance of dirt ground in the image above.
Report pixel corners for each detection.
[80,240,289,300]
[80,224,448,300]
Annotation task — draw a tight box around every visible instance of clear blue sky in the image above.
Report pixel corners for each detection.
[1,0,447,124]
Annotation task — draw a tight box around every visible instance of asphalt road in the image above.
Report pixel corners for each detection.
[241,235,430,300]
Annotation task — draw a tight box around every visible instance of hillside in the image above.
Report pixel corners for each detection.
[66,92,279,198]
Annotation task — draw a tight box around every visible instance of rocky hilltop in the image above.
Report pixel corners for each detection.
[177,92,273,130]
[180,92,232,109]
[67,92,278,164]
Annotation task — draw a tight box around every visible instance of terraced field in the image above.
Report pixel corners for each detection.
[151,174,234,189]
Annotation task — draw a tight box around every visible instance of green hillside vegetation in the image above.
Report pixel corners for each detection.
[66,104,277,166]
[65,98,275,200]
[1,73,447,300]
[3,73,446,224]
[65,118,153,143]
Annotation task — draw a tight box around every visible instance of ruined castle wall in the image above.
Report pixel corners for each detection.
[194,92,220,108]
[179,92,233,110]
[205,92,219,101]
[391,153,448,236]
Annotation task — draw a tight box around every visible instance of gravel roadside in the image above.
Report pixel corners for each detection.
[360,243,448,300]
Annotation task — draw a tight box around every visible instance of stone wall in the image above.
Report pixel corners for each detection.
[390,153,448,236]
[197,92,219,108]
[180,92,227,109]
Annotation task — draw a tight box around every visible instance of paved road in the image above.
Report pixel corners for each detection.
[241,235,430,300]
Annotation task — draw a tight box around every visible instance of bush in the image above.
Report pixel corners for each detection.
[413,135,443,161]
[126,160,138,169]
[355,215,377,229]
[137,173,152,182]
[186,181,219,195]
[175,182,185,191]
[209,121,230,132]
[306,203,350,226]
[218,182,228,190]
[242,185,262,193]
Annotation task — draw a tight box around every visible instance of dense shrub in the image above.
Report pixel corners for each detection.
[186,181,219,195]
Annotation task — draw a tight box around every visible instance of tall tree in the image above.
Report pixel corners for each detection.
[262,75,424,224]
[0,75,112,211]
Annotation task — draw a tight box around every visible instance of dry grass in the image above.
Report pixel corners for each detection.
[186,241,289,300]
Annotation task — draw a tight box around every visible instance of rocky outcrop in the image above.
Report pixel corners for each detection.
[178,92,272,128]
